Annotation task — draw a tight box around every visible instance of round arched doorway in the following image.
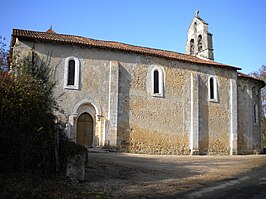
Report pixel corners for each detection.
[76,112,93,147]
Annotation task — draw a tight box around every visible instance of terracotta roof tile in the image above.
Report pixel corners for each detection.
[11,29,241,70]
[46,25,56,34]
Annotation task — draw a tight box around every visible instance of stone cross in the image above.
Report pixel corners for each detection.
[196,10,199,17]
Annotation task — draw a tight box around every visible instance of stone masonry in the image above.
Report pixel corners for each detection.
[10,11,265,155]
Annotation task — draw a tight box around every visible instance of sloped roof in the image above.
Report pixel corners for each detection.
[237,72,265,85]
[195,16,208,25]
[11,29,241,70]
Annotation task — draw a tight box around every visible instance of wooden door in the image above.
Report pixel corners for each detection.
[77,113,93,147]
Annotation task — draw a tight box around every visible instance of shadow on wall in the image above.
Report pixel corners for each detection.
[237,85,261,154]
[199,76,209,155]
[117,64,131,151]
[237,85,249,154]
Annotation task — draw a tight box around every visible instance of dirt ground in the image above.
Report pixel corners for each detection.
[1,152,266,199]
[81,152,266,198]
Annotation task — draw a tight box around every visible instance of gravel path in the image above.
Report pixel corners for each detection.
[81,152,266,198]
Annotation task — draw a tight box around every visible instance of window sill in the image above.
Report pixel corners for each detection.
[208,99,218,103]
[64,86,79,90]
[151,93,164,98]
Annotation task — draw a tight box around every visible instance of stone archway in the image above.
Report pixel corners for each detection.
[77,112,93,147]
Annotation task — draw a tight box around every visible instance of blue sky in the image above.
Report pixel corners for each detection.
[2,0,265,74]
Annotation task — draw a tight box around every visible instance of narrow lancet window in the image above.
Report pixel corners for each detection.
[150,66,164,97]
[67,59,75,85]
[210,77,214,99]
[64,56,80,89]
[154,70,159,94]
[208,76,217,101]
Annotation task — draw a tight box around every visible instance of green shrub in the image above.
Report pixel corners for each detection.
[0,53,56,175]
[0,52,88,176]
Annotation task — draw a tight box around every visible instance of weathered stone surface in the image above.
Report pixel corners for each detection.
[237,78,263,154]
[12,39,264,155]
[66,152,86,181]
[11,13,264,155]
[129,127,189,155]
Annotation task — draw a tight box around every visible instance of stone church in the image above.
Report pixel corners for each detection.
[10,12,265,155]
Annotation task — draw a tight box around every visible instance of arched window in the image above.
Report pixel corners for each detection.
[64,56,80,89]
[198,35,202,51]
[210,77,214,99]
[67,60,75,85]
[154,70,159,94]
[190,39,194,54]
[208,76,217,101]
[151,66,164,97]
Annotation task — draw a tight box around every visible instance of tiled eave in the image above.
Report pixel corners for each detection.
[237,72,265,86]
[11,29,241,71]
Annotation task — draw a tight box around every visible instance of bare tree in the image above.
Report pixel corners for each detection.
[0,36,8,71]
[249,65,266,146]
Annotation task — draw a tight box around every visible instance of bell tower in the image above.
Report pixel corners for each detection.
[186,10,214,60]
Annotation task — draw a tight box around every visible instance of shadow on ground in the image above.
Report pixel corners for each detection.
[83,152,266,198]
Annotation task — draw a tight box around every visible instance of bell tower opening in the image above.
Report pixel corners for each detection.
[186,10,214,60]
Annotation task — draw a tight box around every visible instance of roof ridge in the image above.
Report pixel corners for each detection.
[13,29,182,54]
[237,72,265,84]
[12,28,240,70]
[13,28,88,38]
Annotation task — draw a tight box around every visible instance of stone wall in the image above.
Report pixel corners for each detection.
[237,77,263,154]
[116,54,235,155]
[13,39,244,155]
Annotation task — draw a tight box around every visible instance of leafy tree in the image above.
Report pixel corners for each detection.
[249,65,266,147]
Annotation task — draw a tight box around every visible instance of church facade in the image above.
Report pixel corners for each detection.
[10,12,264,155]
